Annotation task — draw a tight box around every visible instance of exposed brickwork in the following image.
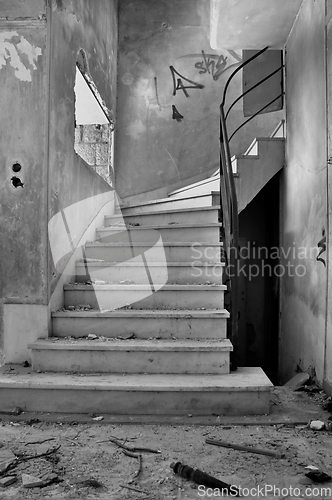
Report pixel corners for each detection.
[74,124,113,186]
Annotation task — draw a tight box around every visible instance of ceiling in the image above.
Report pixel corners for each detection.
[210,0,303,50]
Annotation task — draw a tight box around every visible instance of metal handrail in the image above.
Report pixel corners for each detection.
[228,92,284,142]
[219,47,283,370]
[225,65,284,120]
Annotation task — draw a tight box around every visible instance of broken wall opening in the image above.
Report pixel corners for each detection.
[74,51,114,186]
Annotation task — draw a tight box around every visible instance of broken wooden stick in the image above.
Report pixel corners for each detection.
[205,439,284,458]
[18,444,61,462]
[109,437,161,454]
[25,438,56,446]
[120,484,149,494]
[122,449,142,479]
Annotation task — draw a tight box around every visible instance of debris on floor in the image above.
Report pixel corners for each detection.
[284,372,310,390]
[171,461,239,496]
[309,420,325,430]
[0,386,331,499]
[205,437,285,458]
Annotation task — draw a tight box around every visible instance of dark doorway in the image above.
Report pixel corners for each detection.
[238,173,280,384]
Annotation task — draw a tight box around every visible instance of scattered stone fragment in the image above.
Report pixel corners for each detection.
[39,472,59,485]
[0,449,17,467]
[67,306,75,310]
[310,420,325,430]
[284,372,310,390]
[87,334,98,340]
[305,471,332,483]
[94,280,106,285]
[0,476,17,487]
[0,407,22,416]
[118,333,136,340]
[92,416,104,421]
[305,465,320,471]
[22,473,46,488]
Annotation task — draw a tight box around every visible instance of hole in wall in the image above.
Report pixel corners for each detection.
[74,49,114,187]
[11,176,24,188]
[12,162,22,173]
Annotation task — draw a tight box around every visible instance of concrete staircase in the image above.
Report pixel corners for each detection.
[0,193,272,416]
[168,137,285,214]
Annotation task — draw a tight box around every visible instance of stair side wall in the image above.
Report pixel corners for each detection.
[2,0,119,364]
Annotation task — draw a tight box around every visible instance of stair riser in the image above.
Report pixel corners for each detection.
[119,195,214,214]
[64,289,224,310]
[52,316,228,339]
[96,226,220,244]
[105,210,219,226]
[84,244,223,263]
[75,264,223,285]
[31,349,230,374]
[0,387,270,415]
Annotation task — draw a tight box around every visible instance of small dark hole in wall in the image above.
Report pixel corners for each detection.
[162,22,169,28]
[12,163,22,173]
[11,176,24,188]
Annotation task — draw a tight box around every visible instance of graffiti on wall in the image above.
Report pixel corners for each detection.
[179,49,242,81]
[170,65,204,98]
[170,49,242,119]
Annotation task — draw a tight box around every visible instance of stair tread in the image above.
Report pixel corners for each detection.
[64,284,226,290]
[76,261,224,266]
[52,309,230,318]
[108,206,220,217]
[97,223,223,231]
[0,367,273,391]
[29,338,233,351]
[85,242,224,247]
[118,192,216,211]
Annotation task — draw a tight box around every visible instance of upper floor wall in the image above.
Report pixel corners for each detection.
[115,0,283,201]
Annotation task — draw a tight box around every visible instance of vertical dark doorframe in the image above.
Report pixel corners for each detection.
[324,6,332,395]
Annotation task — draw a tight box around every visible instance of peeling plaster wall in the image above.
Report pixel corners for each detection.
[115,0,283,201]
[0,3,48,364]
[0,0,118,363]
[280,0,327,384]
[48,0,118,299]
[0,0,46,19]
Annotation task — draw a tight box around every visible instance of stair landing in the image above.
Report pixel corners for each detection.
[0,366,272,416]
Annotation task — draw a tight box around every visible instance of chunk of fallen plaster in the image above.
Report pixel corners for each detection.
[0,476,17,487]
[22,474,45,488]
[284,373,310,390]
[310,420,325,430]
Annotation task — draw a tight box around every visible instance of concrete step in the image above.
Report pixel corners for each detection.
[75,261,224,285]
[96,223,222,244]
[107,206,220,226]
[117,193,216,214]
[64,284,226,310]
[0,366,273,415]
[29,339,232,374]
[84,242,224,263]
[52,309,230,339]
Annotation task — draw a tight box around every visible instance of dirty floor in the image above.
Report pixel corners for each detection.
[0,386,332,499]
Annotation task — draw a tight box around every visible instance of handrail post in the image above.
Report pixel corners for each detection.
[220,105,239,370]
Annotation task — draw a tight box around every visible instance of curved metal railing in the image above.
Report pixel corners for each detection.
[219,48,284,370]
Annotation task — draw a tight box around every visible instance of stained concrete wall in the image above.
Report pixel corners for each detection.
[0,2,48,365]
[48,0,118,300]
[1,0,118,363]
[115,0,283,202]
[280,0,328,384]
